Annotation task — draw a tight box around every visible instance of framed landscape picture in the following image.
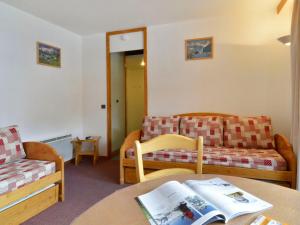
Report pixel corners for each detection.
[185,37,213,60]
[37,42,61,67]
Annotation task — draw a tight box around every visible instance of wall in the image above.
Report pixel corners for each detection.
[111,52,125,151]
[82,13,291,156]
[82,33,107,155]
[1,2,292,159]
[82,33,145,155]
[110,31,143,53]
[125,55,145,134]
[148,18,291,137]
[0,3,83,158]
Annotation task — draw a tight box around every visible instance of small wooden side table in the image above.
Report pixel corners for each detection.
[72,136,100,166]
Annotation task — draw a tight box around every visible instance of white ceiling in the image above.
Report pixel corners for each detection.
[0,0,294,36]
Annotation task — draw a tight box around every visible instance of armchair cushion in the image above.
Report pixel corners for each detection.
[0,125,25,165]
[0,159,55,195]
[180,116,223,147]
[224,116,275,149]
[141,116,180,142]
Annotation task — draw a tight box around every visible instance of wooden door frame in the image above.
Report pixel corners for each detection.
[106,27,148,157]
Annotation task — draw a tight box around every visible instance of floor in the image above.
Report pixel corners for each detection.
[23,158,128,225]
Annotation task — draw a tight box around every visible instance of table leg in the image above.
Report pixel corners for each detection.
[93,140,100,166]
[93,142,97,166]
[75,143,82,166]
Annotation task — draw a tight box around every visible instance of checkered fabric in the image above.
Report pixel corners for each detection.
[0,125,26,165]
[126,147,287,171]
[224,116,275,149]
[141,116,180,142]
[180,116,223,147]
[0,159,56,195]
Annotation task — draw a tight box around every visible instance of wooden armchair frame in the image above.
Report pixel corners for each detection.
[0,142,64,225]
[134,134,203,182]
[120,112,297,189]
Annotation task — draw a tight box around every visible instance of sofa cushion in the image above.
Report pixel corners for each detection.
[126,147,287,171]
[0,125,26,165]
[224,116,275,149]
[141,116,180,142]
[180,116,223,147]
[0,159,56,195]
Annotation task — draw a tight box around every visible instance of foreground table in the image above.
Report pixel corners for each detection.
[71,174,300,225]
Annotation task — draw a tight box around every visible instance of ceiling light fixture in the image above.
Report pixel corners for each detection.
[278,35,291,46]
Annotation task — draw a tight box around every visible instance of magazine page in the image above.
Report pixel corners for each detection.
[137,181,225,225]
[137,200,157,225]
[184,178,272,221]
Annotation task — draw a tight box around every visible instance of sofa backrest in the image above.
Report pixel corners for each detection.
[0,125,26,165]
[175,112,235,118]
[140,113,275,149]
[223,116,275,149]
[180,116,223,147]
[141,116,180,142]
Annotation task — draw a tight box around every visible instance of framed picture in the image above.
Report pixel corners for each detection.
[36,42,61,67]
[185,37,213,60]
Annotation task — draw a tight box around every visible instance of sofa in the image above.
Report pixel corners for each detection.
[0,125,64,225]
[120,113,297,189]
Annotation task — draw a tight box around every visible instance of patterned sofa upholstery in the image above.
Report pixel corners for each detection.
[0,125,64,224]
[120,113,297,188]
[0,159,56,195]
[0,126,56,195]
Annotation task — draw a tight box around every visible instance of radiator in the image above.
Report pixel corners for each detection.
[42,134,73,162]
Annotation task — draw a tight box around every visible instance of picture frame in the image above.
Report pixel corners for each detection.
[185,37,213,60]
[36,42,61,67]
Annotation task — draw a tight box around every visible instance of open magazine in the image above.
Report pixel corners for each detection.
[136,178,272,225]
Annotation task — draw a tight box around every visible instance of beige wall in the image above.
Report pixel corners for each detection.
[147,17,291,138]
[110,32,143,53]
[0,2,83,158]
[110,52,125,151]
[125,55,145,134]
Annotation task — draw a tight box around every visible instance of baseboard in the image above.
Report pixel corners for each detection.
[64,156,109,165]
[64,158,74,165]
[110,149,120,158]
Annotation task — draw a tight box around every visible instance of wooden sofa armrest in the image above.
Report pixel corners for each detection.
[23,141,65,201]
[120,130,141,184]
[23,142,63,172]
[274,134,297,172]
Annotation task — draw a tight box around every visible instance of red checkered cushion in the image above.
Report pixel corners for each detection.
[126,147,287,171]
[0,125,26,165]
[224,116,275,149]
[180,116,223,147]
[141,116,180,142]
[0,159,56,195]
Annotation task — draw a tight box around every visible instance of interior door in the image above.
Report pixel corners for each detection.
[110,52,126,152]
[125,54,145,134]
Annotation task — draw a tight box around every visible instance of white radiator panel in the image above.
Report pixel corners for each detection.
[42,135,73,162]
